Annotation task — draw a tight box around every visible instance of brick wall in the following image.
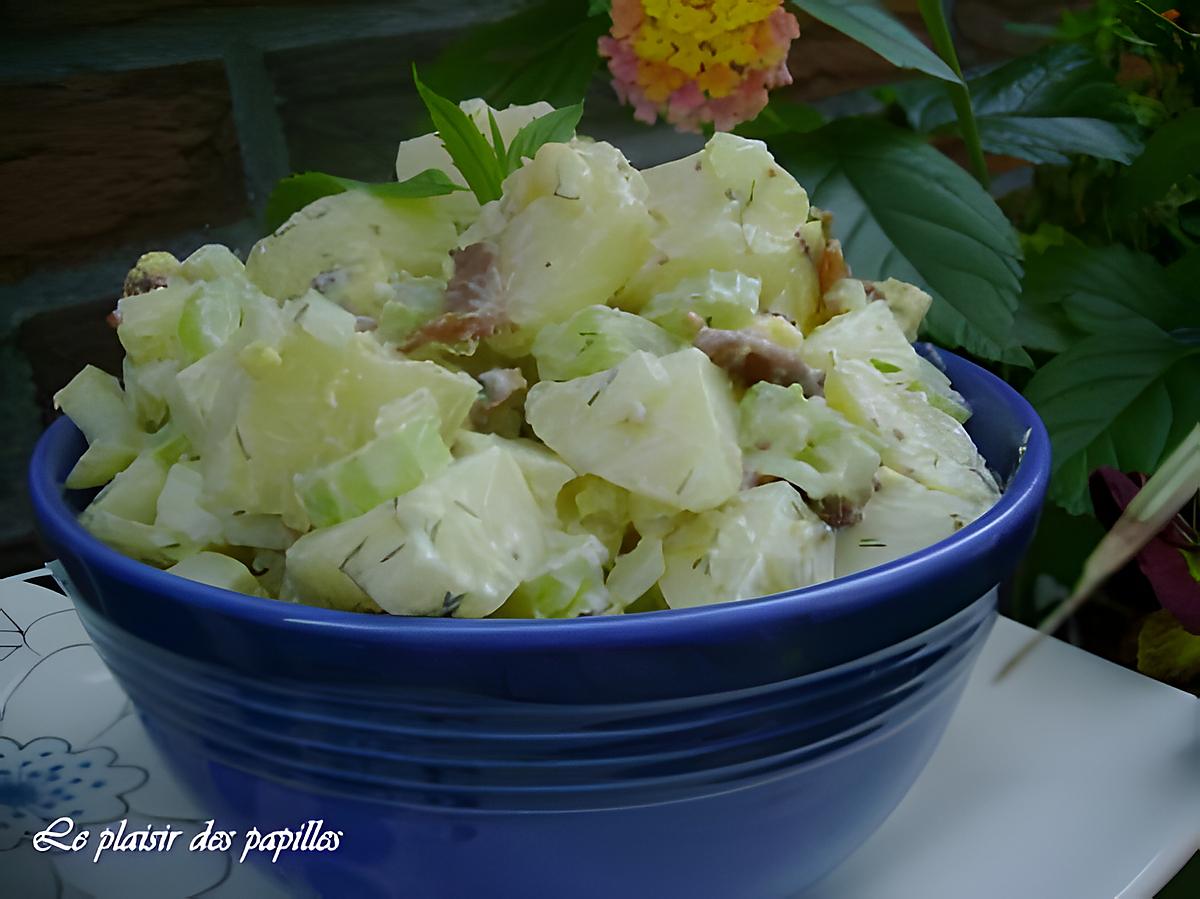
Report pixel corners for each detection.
[0,0,1057,573]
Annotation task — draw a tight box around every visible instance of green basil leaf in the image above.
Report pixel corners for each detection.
[1024,324,1200,514]
[505,103,584,173]
[413,66,505,204]
[774,118,1027,364]
[1115,109,1200,216]
[264,169,467,234]
[792,1,962,84]
[487,109,509,173]
[894,44,1143,165]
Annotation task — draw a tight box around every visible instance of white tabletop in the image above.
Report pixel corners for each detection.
[802,613,1200,899]
[1,570,1197,898]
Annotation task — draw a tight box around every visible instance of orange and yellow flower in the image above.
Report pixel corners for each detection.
[600,0,800,132]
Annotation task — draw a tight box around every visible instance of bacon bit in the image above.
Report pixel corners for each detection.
[691,315,825,397]
[122,271,169,298]
[741,470,780,490]
[106,310,122,329]
[1162,8,1180,21]
[809,494,863,529]
[402,242,507,352]
[445,242,503,314]
[818,238,850,294]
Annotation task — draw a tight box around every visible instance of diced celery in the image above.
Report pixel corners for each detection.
[155,462,222,545]
[628,132,819,329]
[660,482,834,609]
[532,305,681,381]
[178,279,244,360]
[179,244,245,282]
[123,358,179,430]
[641,270,759,338]
[54,366,142,488]
[294,409,452,528]
[825,358,999,504]
[229,331,478,524]
[88,453,170,524]
[606,535,665,609]
[220,512,294,551]
[79,509,193,567]
[556,475,631,558]
[288,446,549,617]
[802,301,969,421]
[739,382,881,511]
[116,281,197,364]
[167,552,265,596]
[495,532,611,618]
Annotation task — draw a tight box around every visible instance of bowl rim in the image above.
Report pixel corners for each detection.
[29,348,1050,650]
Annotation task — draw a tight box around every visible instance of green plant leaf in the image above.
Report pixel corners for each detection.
[774,118,1026,363]
[587,0,611,14]
[792,1,962,84]
[425,0,604,109]
[413,67,505,204]
[1115,109,1200,216]
[734,100,825,139]
[1138,609,1200,685]
[894,44,1143,165]
[1019,245,1193,350]
[1024,324,1200,514]
[487,109,509,173]
[505,103,584,173]
[263,169,467,234]
[1168,246,1200,295]
[1133,1,1200,39]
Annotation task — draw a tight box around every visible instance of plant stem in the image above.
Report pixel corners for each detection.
[917,0,989,187]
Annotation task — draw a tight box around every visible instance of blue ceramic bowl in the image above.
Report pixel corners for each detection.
[30,348,1049,899]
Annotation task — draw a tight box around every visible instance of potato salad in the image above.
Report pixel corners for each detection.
[55,99,1000,618]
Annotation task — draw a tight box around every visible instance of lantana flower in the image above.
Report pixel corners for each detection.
[600,0,801,132]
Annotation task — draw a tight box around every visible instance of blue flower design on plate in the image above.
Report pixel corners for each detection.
[0,735,146,851]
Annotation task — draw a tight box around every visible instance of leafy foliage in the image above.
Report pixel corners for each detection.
[1017,244,1193,352]
[1024,322,1199,515]
[1115,108,1200,215]
[414,67,507,203]
[774,119,1026,364]
[792,0,962,84]
[895,43,1144,164]
[1138,609,1200,684]
[733,100,825,139]
[423,0,605,109]
[503,104,585,172]
[413,69,583,204]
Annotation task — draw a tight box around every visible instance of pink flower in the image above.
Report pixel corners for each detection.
[599,1,800,133]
